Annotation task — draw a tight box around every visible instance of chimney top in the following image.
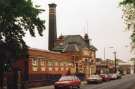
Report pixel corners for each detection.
[48,3,57,7]
[84,33,89,39]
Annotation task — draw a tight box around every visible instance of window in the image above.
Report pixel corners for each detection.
[41,67,45,71]
[60,62,64,66]
[48,61,53,67]
[32,58,38,71]
[55,67,59,71]
[32,67,38,71]
[65,67,69,71]
[54,62,59,66]
[59,75,80,81]
[61,67,64,71]
[32,58,38,66]
[40,59,45,66]
[48,67,53,71]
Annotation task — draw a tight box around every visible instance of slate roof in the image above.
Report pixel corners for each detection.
[52,35,97,52]
[63,43,80,52]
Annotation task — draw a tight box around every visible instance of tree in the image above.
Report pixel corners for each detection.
[0,0,45,88]
[120,0,135,50]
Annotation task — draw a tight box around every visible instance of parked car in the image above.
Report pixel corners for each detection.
[108,73,118,80]
[54,75,81,89]
[116,73,122,79]
[100,74,110,81]
[86,75,102,84]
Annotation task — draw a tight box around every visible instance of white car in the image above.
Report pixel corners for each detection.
[86,75,102,84]
[108,74,117,80]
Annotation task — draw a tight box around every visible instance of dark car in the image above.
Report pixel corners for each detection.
[86,75,102,84]
[54,75,81,89]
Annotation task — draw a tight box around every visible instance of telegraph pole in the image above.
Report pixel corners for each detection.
[104,48,106,60]
[104,48,108,73]
[113,51,117,73]
[134,59,135,73]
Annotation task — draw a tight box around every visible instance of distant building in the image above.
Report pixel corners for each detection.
[96,58,116,74]
[118,60,134,74]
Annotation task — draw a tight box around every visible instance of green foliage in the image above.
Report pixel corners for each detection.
[0,0,45,61]
[120,0,135,50]
[130,57,135,61]
[120,0,135,7]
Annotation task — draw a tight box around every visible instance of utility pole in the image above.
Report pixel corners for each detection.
[104,48,106,60]
[104,48,108,73]
[134,59,135,73]
[113,51,117,73]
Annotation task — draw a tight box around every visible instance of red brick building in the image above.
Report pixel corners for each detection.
[28,48,73,75]
[12,3,97,87]
[27,48,73,87]
[26,3,97,87]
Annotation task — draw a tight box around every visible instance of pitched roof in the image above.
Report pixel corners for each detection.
[53,35,97,52]
[63,43,80,52]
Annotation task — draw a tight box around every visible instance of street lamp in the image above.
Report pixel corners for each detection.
[103,47,109,73]
[103,47,114,73]
[109,46,117,73]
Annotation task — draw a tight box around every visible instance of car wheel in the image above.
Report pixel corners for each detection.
[69,86,73,89]
[73,86,80,89]
[71,86,78,89]
[77,86,80,89]
[54,86,58,89]
[87,81,90,84]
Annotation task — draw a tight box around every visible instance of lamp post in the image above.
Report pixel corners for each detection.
[109,46,117,73]
[133,59,135,73]
[103,47,108,73]
[103,47,113,73]
[104,47,106,60]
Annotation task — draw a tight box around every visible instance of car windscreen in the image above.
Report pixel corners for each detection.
[91,75,100,79]
[59,76,76,81]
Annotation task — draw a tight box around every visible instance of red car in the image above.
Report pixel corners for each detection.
[54,75,81,89]
[100,74,110,81]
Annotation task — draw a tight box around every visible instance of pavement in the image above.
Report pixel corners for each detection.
[130,85,135,89]
[30,85,53,89]
[30,81,87,89]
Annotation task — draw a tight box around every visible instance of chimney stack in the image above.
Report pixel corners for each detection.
[84,33,90,46]
[48,3,57,50]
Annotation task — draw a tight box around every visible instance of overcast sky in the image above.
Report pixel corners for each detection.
[24,0,133,61]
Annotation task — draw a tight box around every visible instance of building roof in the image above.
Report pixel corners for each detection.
[53,35,97,52]
[63,43,80,52]
[29,48,72,61]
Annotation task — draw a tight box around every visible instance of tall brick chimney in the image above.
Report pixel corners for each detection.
[48,3,57,50]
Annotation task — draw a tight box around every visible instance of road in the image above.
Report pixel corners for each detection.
[31,74,135,89]
[82,74,135,89]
